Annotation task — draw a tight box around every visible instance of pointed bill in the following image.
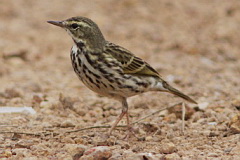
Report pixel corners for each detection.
[47,20,65,27]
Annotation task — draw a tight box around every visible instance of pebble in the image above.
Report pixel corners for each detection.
[41,122,53,128]
[120,141,130,150]
[167,103,195,120]
[145,136,153,141]
[12,148,32,158]
[209,158,221,160]
[132,145,142,153]
[75,137,87,144]
[122,150,141,160]
[39,101,53,109]
[0,150,12,158]
[80,146,112,160]
[200,57,213,66]
[159,142,177,154]
[8,57,25,66]
[22,156,38,160]
[55,152,72,160]
[209,131,220,137]
[164,153,181,160]
[197,102,209,110]
[163,113,177,123]
[229,114,240,134]
[64,144,86,157]
[231,96,240,109]
[60,119,76,128]
[192,112,203,122]
[207,152,218,157]
[229,143,240,155]
[61,137,75,144]
[109,153,122,160]
[138,153,163,160]
[141,123,159,133]
[15,139,36,149]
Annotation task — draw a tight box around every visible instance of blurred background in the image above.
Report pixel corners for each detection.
[0,0,240,159]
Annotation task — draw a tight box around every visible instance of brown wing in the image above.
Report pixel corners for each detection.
[105,42,160,77]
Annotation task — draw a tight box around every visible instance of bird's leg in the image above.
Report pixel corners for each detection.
[126,111,131,131]
[108,98,128,136]
[124,110,136,138]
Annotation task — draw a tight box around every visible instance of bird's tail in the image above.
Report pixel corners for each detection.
[162,81,197,104]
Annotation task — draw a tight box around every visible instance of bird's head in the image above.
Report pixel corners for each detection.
[48,16,106,52]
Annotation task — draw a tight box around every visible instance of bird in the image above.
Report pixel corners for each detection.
[47,16,197,136]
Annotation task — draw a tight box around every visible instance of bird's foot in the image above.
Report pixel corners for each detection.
[122,126,137,140]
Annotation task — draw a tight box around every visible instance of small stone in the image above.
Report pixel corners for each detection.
[39,101,52,109]
[95,136,116,146]
[230,143,240,155]
[231,96,240,110]
[163,113,177,123]
[192,112,203,122]
[32,94,43,106]
[209,131,220,137]
[8,57,25,66]
[12,148,32,158]
[145,136,153,141]
[72,102,86,116]
[64,144,86,158]
[159,142,177,154]
[229,114,240,134]
[121,141,130,149]
[168,103,195,120]
[198,102,209,110]
[60,119,76,128]
[1,150,12,158]
[141,123,159,133]
[200,57,213,66]
[15,140,36,149]
[41,122,53,128]
[138,128,146,135]
[109,154,122,160]
[138,153,163,160]
[122,150,141,160]
[61,137,75,144]
[55,152,72,160]
[224,148,232,153]
[207,152,218,157]
[81,146,111,160]
[30,143,51,155]
[75,138,87,144]
[164,153,181,160]
[2,88,22,99]
[132,146,142,152]
[22,156,38,160]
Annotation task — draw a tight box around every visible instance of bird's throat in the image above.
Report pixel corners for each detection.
[72,39,86,51]
[73,38,105,53]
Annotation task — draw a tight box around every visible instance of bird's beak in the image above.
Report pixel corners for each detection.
[47,20,65,28]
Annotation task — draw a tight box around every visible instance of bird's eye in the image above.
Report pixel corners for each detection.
[71,23,78,29]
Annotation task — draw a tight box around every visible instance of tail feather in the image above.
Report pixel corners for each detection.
[162,81,197,104]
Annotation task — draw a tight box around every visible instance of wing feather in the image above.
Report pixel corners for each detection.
[105,42,160,77]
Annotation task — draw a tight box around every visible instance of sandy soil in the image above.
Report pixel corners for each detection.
[1,0,240,159]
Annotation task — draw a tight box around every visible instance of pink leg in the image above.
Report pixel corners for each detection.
[108,110,126,135]
[126,112,131,131]
[124,111,137,139]
[108,98,128,135]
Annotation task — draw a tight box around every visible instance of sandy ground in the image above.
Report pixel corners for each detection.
[1,0,240,159]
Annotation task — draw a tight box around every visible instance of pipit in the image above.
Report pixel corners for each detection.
[48,16,197,136]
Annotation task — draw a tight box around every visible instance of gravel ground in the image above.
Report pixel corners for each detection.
[0,0,240,159]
